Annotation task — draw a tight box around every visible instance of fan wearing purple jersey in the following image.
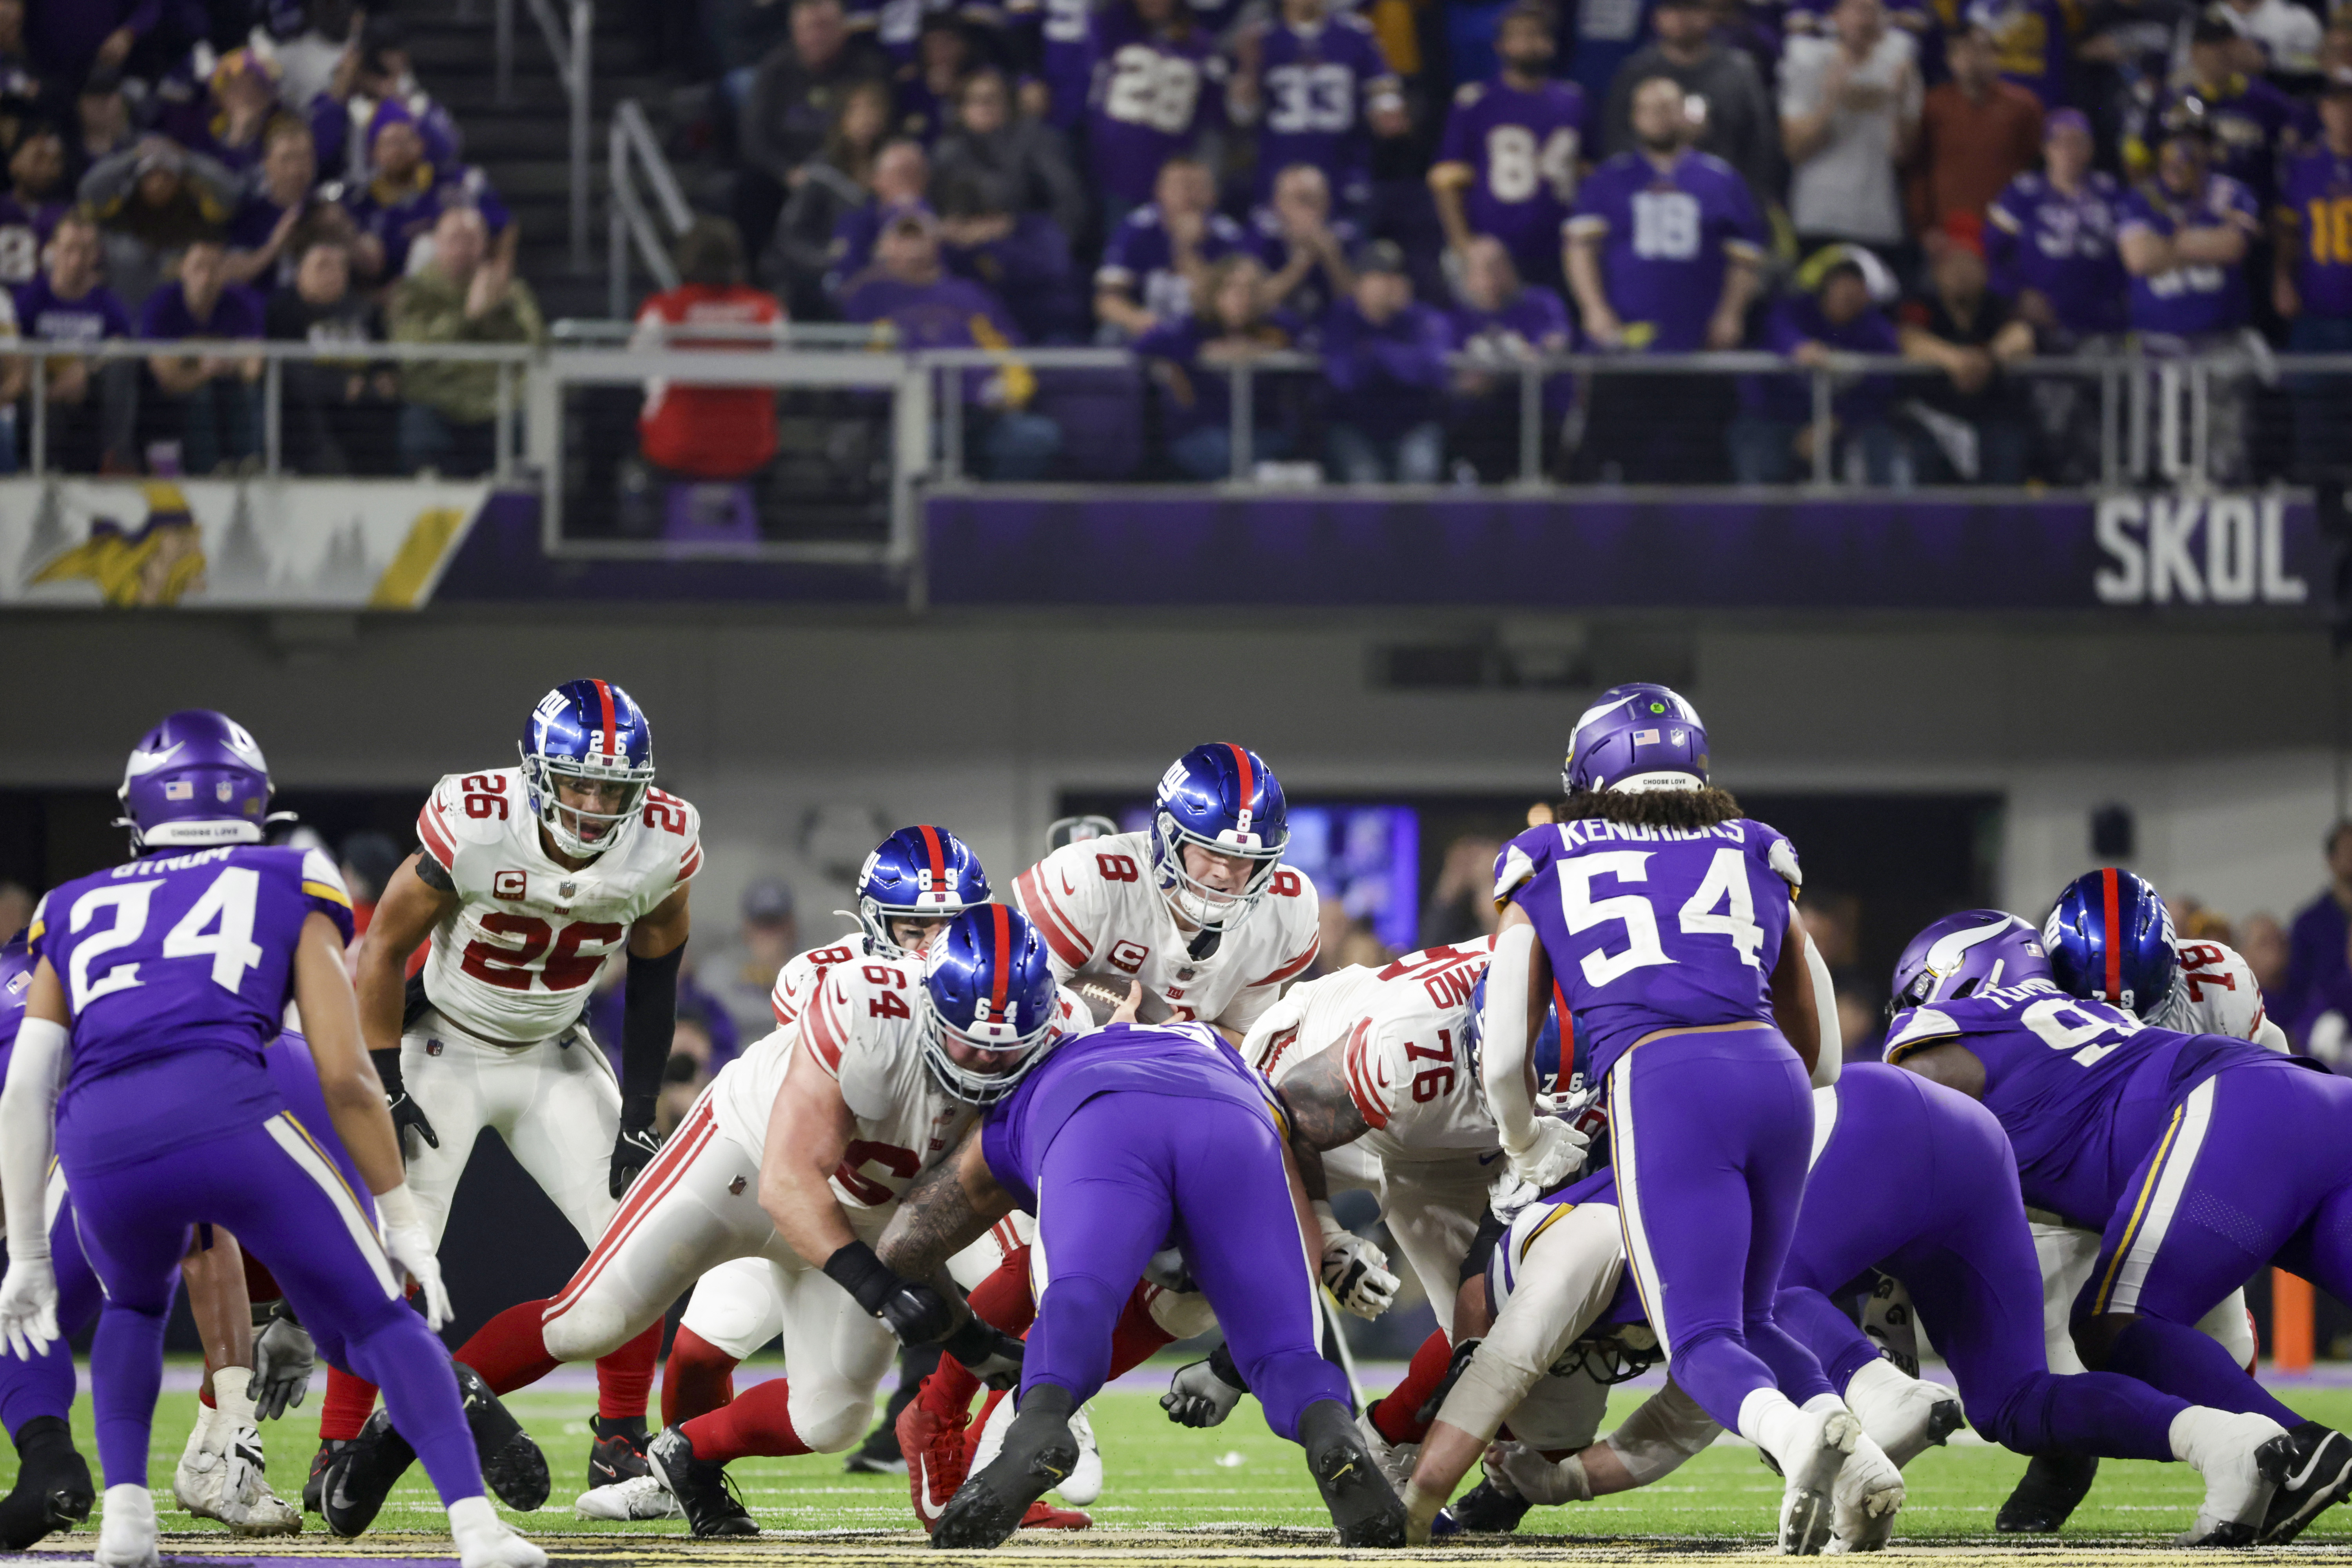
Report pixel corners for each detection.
[1095,156,1248,338]
[1483,682,1860,1553]
[1228,0,1405,214]
[1085,0,1228,223]
[0,711,545,1568]
[1566,77,1763,482]
[1430,3,1588,291]
[0,123,67,290]
[2275,74,2352,479]
[1883,912,2352,1543]
[874,1022,1404,1550]
[1989,110,2128,344]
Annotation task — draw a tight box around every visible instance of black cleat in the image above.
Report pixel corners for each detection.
[0,1417,94,1550]
[302,1437,347,1514]
[322,1408,418,1537]
[2258,1422,2352,1544]
[1299,1397,1406,1548]
[1445,1477,1534,1535]
[647,1425,759,1537]
[456,1363,550,1513]
[587,1414,651,1490]
[1996,1450,2098,1533]
[932,1385,1078,1550]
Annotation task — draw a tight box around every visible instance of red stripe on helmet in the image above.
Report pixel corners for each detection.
[2102,868,2123,1004]
[919,825,947,898]
[592,681,618,756]
[1227,744,1254,829]
[989,906,1012,1020]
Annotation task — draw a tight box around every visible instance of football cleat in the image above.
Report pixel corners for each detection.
[0,1417,94,1549]
[1300,1397,1406,1548]
[970,1389,1105,1506]
[1843,1362,1966,1468]
[321,1408,415,1537]
[1827,1432,1905,1553]
[1773,1405,1860,1555]
[573,1474,683,1521]
[2174,1413,2289,1546]
[931,1385,1080,1549]
[1354,1406,1419,1495]
[302,1437,347,1514]
[216,1425,302,1536]
[646,1426,759,1538]
[1444,1477,1534,1535]
[1019,1501,1092,1530]
[1996,1450,2098,1532]
[842,1450,909,1475]
[95,1483,160,1568]
[2255,1421,2352,1544]
[586,1415,650,1492]
[898,1395,972,1532]
[457,1365,550,1513]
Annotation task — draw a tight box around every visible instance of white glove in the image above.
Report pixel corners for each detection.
[0,1254,59,1360]
[375,1184,452,1330]
[1502,1114,1589,1194]
[1314,1200,1400,1319]
[1486,1439,1593,1505]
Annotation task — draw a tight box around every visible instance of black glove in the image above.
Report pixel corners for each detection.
[387,1091,438,1161]
[942,1314,1024,1391]
[610,1102,664,1199]
[823,1240,953,1345]
[1161,1341,1249,1428]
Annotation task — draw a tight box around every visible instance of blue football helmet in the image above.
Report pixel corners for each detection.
[115,710,276,853]
[1889,911,2051,1015]
[858,826,991,959]
[1562,684,1709,796]
[921,904,1061,1105]
[520,680,657,859]
[1150,743,1290,933]
[1464,968,1564,1090]
[0,936,30,1053]
[2044,868,2177,1018]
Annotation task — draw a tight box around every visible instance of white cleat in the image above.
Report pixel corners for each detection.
[1774,1406,1860,1555]
[173,1405,225,1521]
[452,1496,548,1568]
[1356,1407,1419,1495]
[1827,1432,1905,1553]
[216,1425,302,1536]
[2178,1410,2292,1546]
[1845,1363,1967,1469]
[95,1483,160,1568]
[973,1393,1107,1507]
[574,1473,684,1521]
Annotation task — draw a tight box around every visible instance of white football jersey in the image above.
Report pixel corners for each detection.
[2154,940,2289,1051]
[712,951,1090,1210]
[414,766,702,1045]
[1011,830,1321,1036]
[768,936,872,1030]
[1244,937,1502,1166]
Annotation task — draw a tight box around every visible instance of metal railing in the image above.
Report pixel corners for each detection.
[495,0,593,272]
[606,99,693,318]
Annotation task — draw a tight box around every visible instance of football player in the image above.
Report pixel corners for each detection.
[321,680,698,1498]
[1884,911,2352,1542]
[0,711,544,1568]
[1482,683,1861,1553]
[335,906,1087,1539]
[873,1020,1407,1549]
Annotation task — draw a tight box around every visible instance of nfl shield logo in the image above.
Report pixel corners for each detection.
[559,880,578,899]
[1671,728,1687,744]
[216,781,235,802]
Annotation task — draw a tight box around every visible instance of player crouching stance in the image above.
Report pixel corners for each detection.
[875,1021,1408,1550]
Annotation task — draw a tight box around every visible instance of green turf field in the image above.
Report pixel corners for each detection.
[19,1361,2352,1548]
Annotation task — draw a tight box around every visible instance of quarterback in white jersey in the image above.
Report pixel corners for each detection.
[1012,744,1320,1041]
[347,680,697,1490]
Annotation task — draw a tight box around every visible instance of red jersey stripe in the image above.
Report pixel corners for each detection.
[1250,935,1320,988]
[804,989,847,1073]
[1015,869,1094,967]
[417,800,457,869]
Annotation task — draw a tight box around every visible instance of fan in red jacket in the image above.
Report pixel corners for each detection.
[633,220,788,480]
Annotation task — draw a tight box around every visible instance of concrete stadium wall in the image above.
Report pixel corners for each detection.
[6,610,2341,932]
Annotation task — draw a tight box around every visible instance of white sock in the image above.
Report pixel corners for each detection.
[1842,1357,1910,1418]
[449,1494,503,1538]
[1739,1388,1802,1456]
[211,1366,257,1438]
[187,1397,217,1449]
[2169,1406,2269,1469]
[1802,1394,1847,1416]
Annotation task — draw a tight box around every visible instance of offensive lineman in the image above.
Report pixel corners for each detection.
[323,680,699,1497]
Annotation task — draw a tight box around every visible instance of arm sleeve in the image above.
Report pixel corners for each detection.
[620,942,683,1122]
[0,1016,66,1261]
[1481,920,1542,1153]
[1602,1377,1722,1484]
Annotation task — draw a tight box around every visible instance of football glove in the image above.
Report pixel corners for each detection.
[0,1254,58,1360]
[376,1184,452,1330]
[1501,1114,1588,1195]
[823,1240,955,1345]
[1314,1200,1400,1320]
[387,1090,439,1162]
[1161,1344,1248,1428]
[1486,1439,1593,1505]
[942,1314,1024,1391]
[251,1305,316,1421]
[610,1122,664,1199]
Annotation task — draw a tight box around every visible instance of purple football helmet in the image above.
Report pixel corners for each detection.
[116,710,275,853]
[1562,685,1709,795]
[1888,911,2051,1014]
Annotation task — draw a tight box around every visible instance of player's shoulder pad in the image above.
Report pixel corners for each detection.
[292,844,359,942]
[1492,825,1556,906]
[1014,839,1124,970]
[1748,824,1802,891]
[1252,877,1323,987]
[418,767,512,864]
[1881,1005,1960,1062]
[1453,80,1485,106]
[637,786,704,885]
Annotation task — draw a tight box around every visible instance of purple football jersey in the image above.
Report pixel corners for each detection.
[1986,171,2128,338]
[2158,77,2299,208]
[28,845,356,1169]
[1567,149,1764,352]
[1434,75,1589,281]
[1086,10,1228,206]
[1882,980,2296,1227]
[2283,147,2352,319]
[1448,283,1574,357]
[1962,0,2071,104]
[1009,0,1098,129]
[1252,12,1399,207]
[1493,814,1799,1084]
[0,196,63,289]
[1096,203,1247,318]
[2119,174,2258,336]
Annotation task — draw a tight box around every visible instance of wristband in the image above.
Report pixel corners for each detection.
[620,1092,660,1132]
[821,1240,902,1316]
[376,1181,422,1232]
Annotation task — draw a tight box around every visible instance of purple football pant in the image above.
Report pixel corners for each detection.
[65,1106,482,1503]
[1607,1028,1834,1430]
[0,1191,105,1440]
[1024,1091,1347,1441]
[2078,1062,2352,1428]
[1780,1066,2178,1460]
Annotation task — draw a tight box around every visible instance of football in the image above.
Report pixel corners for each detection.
[1069,975,1139,1027]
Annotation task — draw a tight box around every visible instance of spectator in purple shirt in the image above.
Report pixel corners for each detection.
[347,102,515,282]
[225,118,352,292]
[1083,0,1228,227]
[2277,72,2352,480]
[936,168,1084,342]
[13,211,136,473]
[1134,251,1306,478]
[1246,162,1358,330]
[1321,239,1452,483]
[1446,234,1573,481]
[0,121,68,290]
[138,234,265,474]
[1094,154,1247,338]
[825,138,933,298]
[2283,822,2352,1049]
[1227,0,1406,214]
[1729,251,1907,483]
[1431,3,1589,292]
[174,47,287,175]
